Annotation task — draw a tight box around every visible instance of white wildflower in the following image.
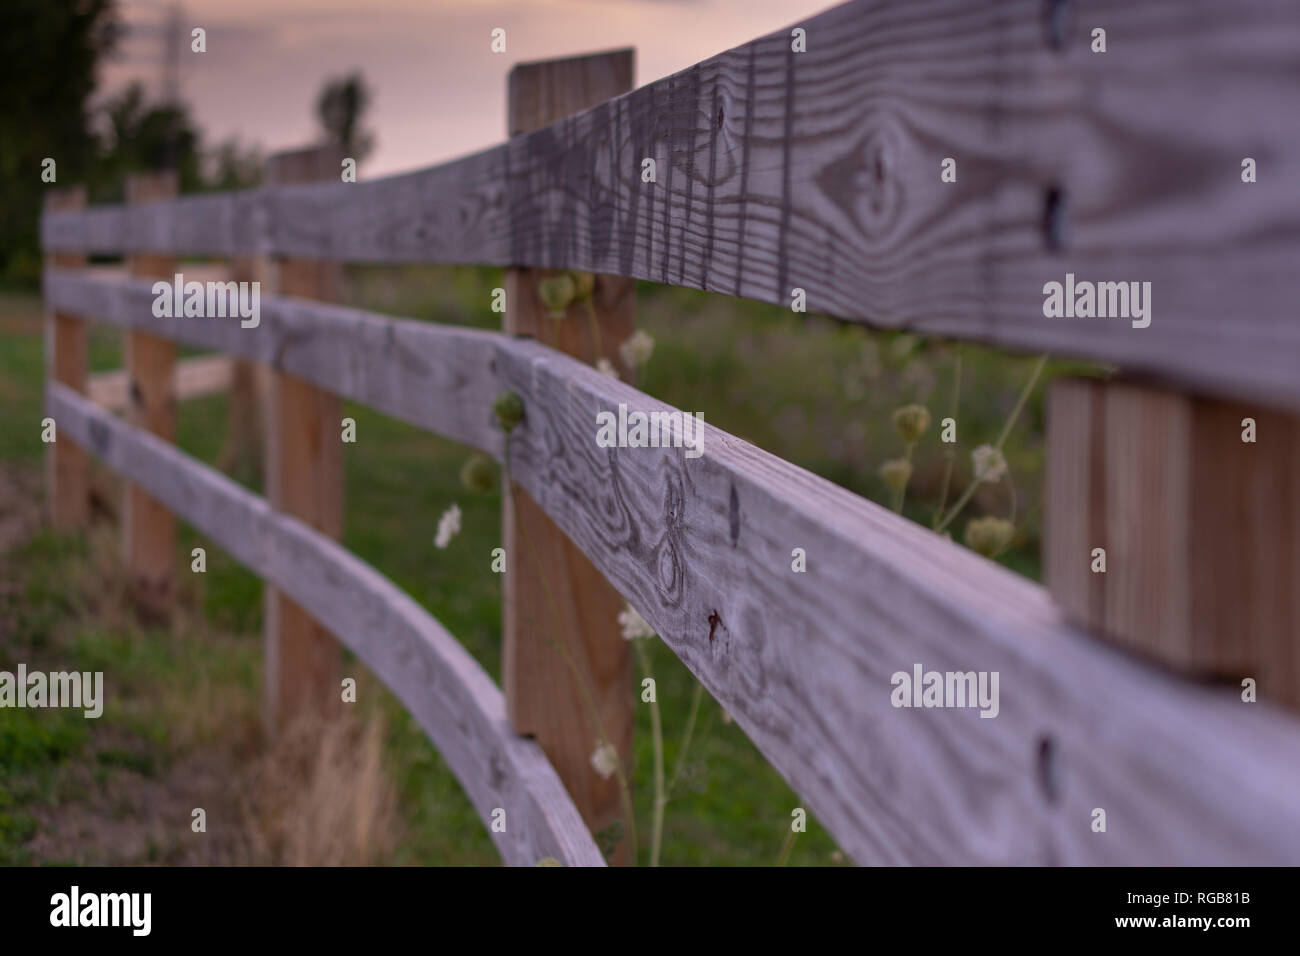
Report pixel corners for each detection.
[590,741,619,780]
[618,329,655,369]
[971,444,1008,484]
[618,603,654,640]
[596,357,620,379]
[434,503,462,548]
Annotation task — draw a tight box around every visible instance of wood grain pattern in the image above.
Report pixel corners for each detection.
[43,187,88,529]
[39,0,1300,410]
[46,383,604,867]
[1047,377,1300,708]
[1043,379,1101,626]
[1102,384,1192,665]
[123,172,179,620]
[503,49,635,864]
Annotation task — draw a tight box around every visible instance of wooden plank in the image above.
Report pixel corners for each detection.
[1047,377,1300,709]
[123,171,179,621]
[88,355,234,411]
[488,336,1300,865]
[38,0,1300,410]
[1043,379,1103,628]
[1102,384,1193,667]
[45,383,604,867]
[503,49,636,864]
[42,270,506,457]
[263,147,347,733]
[43,187,88,529]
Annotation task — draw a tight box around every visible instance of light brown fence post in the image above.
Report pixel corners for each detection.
[502,50,637,863]
[263,145,346,734]
[123,171,179,620]
[1046,378,1300,709]
[219,258,265,480]
[44,186,89,529]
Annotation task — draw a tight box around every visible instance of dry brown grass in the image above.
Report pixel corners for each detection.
[236,710,400,866]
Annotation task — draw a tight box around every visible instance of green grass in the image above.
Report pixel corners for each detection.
[1,268,1088,865]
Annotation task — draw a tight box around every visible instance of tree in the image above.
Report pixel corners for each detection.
[93,82,203,198]
[315,73,374,163]
[93,85,261,198]
[0,0,120,284]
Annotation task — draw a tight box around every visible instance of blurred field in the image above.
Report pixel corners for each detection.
[0,273,1088,865]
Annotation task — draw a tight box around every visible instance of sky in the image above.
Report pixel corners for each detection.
[101,0,836,179]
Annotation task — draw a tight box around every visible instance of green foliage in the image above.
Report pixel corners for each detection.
[0,707,88,771]
[0,0,119,284]
[316,72,374,163]
[0,4,263,286]
[492,391,525,434]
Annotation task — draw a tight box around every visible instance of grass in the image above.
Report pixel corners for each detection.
[0,269,1088,865]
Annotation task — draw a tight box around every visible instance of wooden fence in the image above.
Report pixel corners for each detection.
[38,0,1300,865]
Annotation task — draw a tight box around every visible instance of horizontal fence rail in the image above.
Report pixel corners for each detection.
[45,270,506,458]
[39,0,1300,411]
[46,383,603,868]
[43,272,1300,864]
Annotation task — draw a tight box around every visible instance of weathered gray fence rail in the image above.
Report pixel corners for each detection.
[42,0,1300,410]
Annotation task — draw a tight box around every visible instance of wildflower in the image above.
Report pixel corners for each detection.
[493,391,524,433]
[964,516,1014,557]
[434,503,462,549]
[459,455,496,493]
[618,603,654,640]
[891,404,931,444]
[971,444,1007,484]
[878,458,912,493]
[618,329,655,369]
[535,857,562,867]
[721,710,733,725]
[569,271,595,300]
[537,274,576,318]
[596,357,620,380]
[590,741,619,780]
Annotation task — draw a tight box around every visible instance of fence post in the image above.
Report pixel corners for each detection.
[123,171,180,620]
[219,259,265,480]
[1046,378,1300,709]
[263,145,346,734]
[503,50,637,863]
[44,186,89,529]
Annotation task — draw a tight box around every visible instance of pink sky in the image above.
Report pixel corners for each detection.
[102,0,836,179]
